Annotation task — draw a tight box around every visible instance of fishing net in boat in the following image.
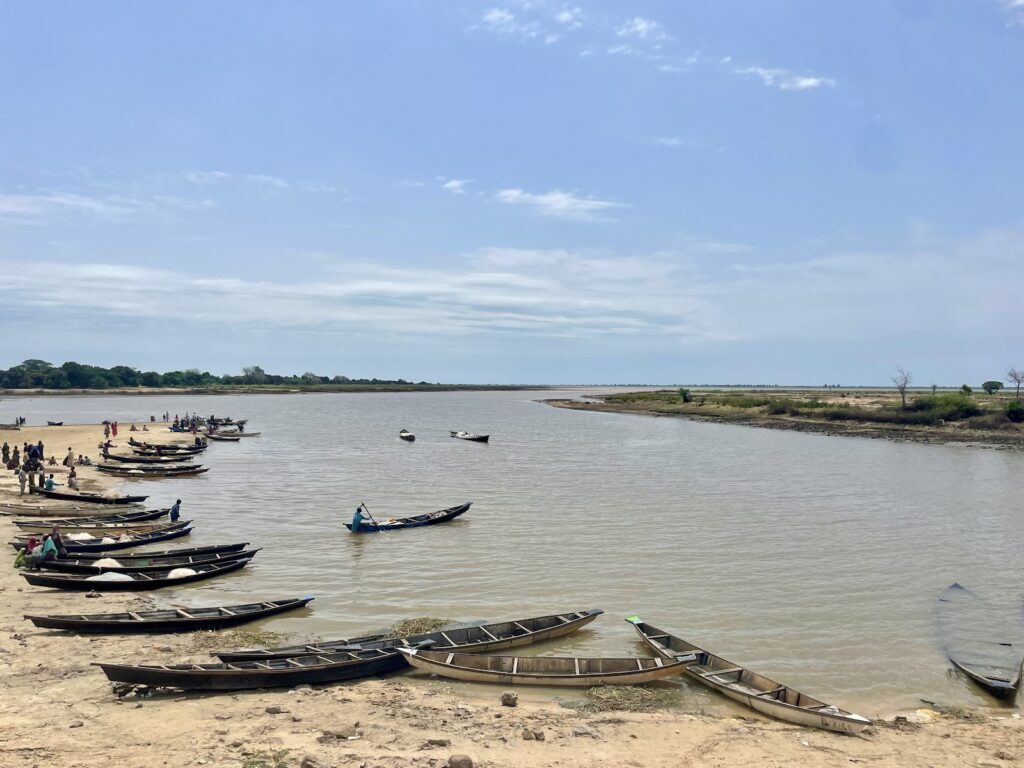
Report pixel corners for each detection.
[167,568,198,579]
[93,558,122,568]
[86,572,135,582]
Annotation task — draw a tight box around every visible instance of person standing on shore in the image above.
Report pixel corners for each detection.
[112,421,118,437]
[169,499,182,522]
[37,466,45,490]
[18,467,27,495]
[37,440,44,461]
[63,447,74,467]
[2,442,9,464]
[103,424,110,439]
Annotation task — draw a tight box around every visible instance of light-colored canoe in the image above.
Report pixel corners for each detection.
[627,617,871,734]
[398,648,694,686]
[14,519,175,534]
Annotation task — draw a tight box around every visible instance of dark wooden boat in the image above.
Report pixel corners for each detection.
[938,583,1023,701]
[98,465,209,477]
[47,421,63,426]
[26,596,313,634]
[129,437,205,452]
[10,524,192,553]
[64,542,248,561]
[344,502,471,533]
[35,488,148,505]
[450,431,489,443]
[399,430,415,442]
[41,547,260,574]
[217,608,604,661]
[206,433,239,442]
[626,617,871,734]
[15,517,185,534]
[104,453,194,464]
[400,648,694,686]
[100,608,602,691]
[13,508,169,528]
[21,555,252,591]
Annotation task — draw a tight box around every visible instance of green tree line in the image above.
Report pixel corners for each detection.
[0,360,421,389]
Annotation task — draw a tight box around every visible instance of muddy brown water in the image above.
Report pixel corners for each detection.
[7,390,1024,716]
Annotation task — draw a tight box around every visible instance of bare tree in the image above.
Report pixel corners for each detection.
[891,365,912,408]
[1007,366,1024,401]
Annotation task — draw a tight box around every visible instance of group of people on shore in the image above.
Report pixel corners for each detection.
[3,440,91,495]
[14,526,67,570]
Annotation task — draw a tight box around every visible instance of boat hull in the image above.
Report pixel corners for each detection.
[21,556,251,591]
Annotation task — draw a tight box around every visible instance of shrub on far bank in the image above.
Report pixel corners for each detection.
[1007,401,1024,423]
[907,393,982,420]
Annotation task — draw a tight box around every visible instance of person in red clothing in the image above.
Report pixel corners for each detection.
[111,421,118,437]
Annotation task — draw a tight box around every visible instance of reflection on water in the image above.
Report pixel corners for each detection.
[11,390,1024,713]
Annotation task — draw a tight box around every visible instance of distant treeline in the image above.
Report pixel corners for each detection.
[0,360,429,390]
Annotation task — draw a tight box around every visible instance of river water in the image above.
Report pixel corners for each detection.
[6,390,1024,715]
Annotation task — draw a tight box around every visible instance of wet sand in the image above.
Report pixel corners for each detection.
[2,424,1023,767]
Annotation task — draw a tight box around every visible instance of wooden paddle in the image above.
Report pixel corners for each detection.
[358,501,386,533]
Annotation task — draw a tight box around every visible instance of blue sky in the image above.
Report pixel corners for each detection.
[1,1,1021,384]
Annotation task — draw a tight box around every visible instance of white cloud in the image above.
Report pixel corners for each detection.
[395,180,426,188]
[442,178,473,194]
[181,170,231,185]
[654,136,687,147]
[735,66,837,91]
[999,0,1024,25]
[475,7,544,40]
[243,173,288,189]
[616,16,666,40]
[556,7,583,29]
[0,191,210,223]
[494,188,625,220]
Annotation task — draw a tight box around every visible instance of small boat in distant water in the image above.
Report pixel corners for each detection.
[451,431,489,443]
[399,430,415,442]
[47,421,63,426]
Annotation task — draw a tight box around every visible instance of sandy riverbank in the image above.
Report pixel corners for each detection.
[2,426,1024,767]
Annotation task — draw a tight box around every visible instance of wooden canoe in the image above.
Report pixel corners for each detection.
[26,596,312,634]
[216,608,604,662]
[626,617,871,734]
[15,518,185,534]
[98,466,209,478]
[47,421,64,426]
[450,431,489,442]
[41,547,260,574]
[400,649,694,686]
[99,609,604,691]
[206,433,239,442]
[21,555,252,591]
[938,583,1023,701]
[9,524,192,553]
[64,542,249,561]
[399,430,415,442]
[104,453,194,464]
[35,488,148,504]
[13,508,169,527]
[345,502,471,533]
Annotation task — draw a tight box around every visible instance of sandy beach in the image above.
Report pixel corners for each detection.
[2,423,1024,768]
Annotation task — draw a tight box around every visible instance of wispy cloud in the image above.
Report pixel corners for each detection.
[999,0,1024,25]
[0,190,214,224]
[735,65,836,91]
[180,170,297,189]
[494,188,625,220]
[556,7,584,29]
[441,178,473,194]
[616,16,667,40]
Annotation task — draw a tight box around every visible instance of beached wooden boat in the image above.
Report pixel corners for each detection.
[15,517,183,535]
[450,430,489,443]
[26,596,312,634]
[98,462,204,473]
[399,430,415,442]
[104,453,194,464]
[13,508,168,527]
[232,432,260,438]
[41,547,259,574]
[47,421,63,426]
[129,438,205,452]
[206,433,239,442]
[13,520,190,547]
[345,502,471,533]
[65,542,248,561]
[10,524,192,553]
[101,609,603,691]
[400,649,693,686]
[217,608,604,662]
[627,617,871,734]
[98,465,209,478]
[22,555,252,591]
[938,583,1023,701]
[35,488,148,505]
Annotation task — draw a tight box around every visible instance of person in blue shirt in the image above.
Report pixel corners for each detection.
[27,535,58,570]
[44,474,55,491]
[169,499,182,522]
[351,507,364,531]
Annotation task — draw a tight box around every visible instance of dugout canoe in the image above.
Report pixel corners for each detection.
[399,648,694,686]
[450,430,489,443]
[26,596,312,634]
[938,583,1023,701]
[104,453,194,464]
[399,430,415,442]
[129,438,205,452]
[98,465,209,478]
[100,609,602,691]
[626,617,871,734]
[15,518,184,535]
[41,547,260,574]
[10,524,192,553]
[13,508,169,528]
[47,421,64,426]
[345,502,471,533]
[206,433,239,442]
[217,608,604,662]
[64,542,248,561]
[21,555,252,591]
[35,488,148,505]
